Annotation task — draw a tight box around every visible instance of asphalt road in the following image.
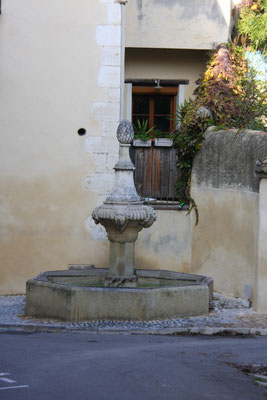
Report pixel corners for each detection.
[0,332,266,400]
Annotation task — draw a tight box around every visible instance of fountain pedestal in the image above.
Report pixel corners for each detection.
[109,242,135,278]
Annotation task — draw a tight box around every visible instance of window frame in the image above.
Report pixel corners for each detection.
[132,86,178,135]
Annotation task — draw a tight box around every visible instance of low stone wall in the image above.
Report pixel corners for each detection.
[192,128,267,192]
[134,128,267,311]
[191,127,267,310]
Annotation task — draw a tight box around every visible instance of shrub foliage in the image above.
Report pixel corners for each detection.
[173,42,266,222]
[237,0,267,56]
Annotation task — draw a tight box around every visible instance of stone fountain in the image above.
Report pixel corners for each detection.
[25,121,213,321]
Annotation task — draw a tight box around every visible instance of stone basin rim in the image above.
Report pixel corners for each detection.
[28,268,213,291]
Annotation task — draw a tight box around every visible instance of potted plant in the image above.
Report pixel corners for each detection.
[153,129,173,147]
[133,119,154,147]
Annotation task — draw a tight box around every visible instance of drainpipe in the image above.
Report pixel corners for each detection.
[120,1,127,121]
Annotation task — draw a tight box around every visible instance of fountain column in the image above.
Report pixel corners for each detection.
[92,120,156,286]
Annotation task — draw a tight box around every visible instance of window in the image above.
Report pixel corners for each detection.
[129,86,180,207]
[132,86,177,136]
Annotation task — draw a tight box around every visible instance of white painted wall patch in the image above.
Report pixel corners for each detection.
[85,215,108,240]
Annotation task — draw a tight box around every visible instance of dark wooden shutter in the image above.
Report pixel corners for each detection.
[130,145,179,201]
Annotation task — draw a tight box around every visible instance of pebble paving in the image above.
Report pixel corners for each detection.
[0,293,266,335]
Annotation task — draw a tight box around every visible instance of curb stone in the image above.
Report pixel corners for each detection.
[0,324,267,336]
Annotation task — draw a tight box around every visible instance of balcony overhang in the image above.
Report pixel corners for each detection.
[125,79,189,87]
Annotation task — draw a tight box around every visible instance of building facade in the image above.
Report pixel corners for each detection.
[3,0,266,312]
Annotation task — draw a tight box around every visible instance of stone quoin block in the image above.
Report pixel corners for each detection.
[99,0,116,4]
[84,136,119,154]
[101,121,119,137]
[91,101,120,122]
[107,3,121,24]
[83,173,114,195]
[93,153,107,173]
[98,66,120,88]
[102,47,121,67]
[96,25,121,47]
[106,153,119,172]
[108,88,120,102]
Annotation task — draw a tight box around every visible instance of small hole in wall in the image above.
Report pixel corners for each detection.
[77,128,86,136]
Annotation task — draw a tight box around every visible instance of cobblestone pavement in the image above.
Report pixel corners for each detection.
[0,293,266,335]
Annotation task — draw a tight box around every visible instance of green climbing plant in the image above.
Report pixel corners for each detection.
[173,100,213,224]
[237,0,267,57]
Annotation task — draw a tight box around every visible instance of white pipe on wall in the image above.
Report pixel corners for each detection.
[120,1,127,121]
[125,83,132,122]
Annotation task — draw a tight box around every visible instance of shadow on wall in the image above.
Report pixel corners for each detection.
[127,0,232,52]
[135,0,230,38]
[152,0,227,26]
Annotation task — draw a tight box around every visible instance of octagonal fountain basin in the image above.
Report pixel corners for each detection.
[25,266,213,321]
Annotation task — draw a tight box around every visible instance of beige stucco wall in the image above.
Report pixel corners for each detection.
[190,187,258,302]
[256,179,267,312]
[189,128,267,308]
[0,0,121,294]
[136,189,259,304]
[135,210,191,273]
[126,0,232,50]
[125,48,208,100]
